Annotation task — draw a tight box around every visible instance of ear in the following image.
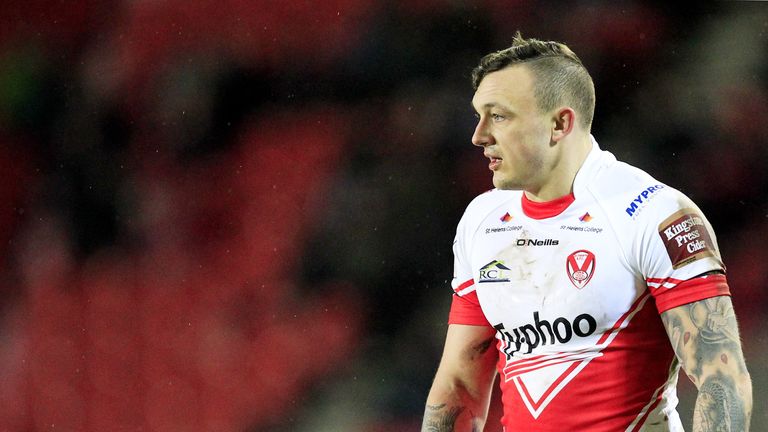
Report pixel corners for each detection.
[551,107,576,142]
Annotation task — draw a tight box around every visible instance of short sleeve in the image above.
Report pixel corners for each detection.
[450,216,474,295]
[449,291,491,326]
[634,189,729,312]
[653,273,730,313]
[447,214,490,326]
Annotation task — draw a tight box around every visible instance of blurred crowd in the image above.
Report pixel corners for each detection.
[0,1,766,431]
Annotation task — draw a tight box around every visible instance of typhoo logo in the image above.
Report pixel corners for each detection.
[494,312,597,358]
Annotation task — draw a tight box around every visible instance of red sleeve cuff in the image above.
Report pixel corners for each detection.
[653,274,731,314]
[448,290,491,327]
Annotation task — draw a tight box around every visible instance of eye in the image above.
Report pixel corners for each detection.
[491,113,505,122]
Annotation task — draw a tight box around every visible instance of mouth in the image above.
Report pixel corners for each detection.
[486,154,502,171]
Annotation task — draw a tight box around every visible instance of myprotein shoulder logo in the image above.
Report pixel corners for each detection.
[479,260,511,283]
[626,184,664,218]
[658,209,718,269]
[566,250,596,289]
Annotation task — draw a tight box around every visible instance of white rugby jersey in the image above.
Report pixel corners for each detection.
[448,139,729,431]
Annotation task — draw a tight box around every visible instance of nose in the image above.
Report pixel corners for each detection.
[471,118,493,147]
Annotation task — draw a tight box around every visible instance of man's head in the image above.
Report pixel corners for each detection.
[470,33,596,199]
[472,32,595,131]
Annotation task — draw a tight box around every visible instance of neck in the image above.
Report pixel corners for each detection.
[524,133,593,202]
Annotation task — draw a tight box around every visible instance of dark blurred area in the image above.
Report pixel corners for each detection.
[0,1,765,431]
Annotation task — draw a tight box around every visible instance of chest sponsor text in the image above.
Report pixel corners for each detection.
[494,311,597,358]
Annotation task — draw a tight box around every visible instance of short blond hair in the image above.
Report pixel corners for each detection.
[472,32,596,130]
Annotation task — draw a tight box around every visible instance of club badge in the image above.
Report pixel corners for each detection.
[566,250,596,289]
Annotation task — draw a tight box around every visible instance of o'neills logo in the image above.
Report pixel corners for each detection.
[659,209,718,269]
[494,312,597,358]
[516,238,559,246]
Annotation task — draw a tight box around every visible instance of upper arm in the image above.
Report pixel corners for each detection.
[660,295,747,382]
[433,324,498,395]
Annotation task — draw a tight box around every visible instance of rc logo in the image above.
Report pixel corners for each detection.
[479,260,510,283]
[566,250,596,289]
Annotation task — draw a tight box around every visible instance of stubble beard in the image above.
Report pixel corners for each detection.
[493,159,543,192]
[492,171,525,191]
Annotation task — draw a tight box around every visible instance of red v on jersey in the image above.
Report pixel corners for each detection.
[501,291,652,420]
[510,352,597,419]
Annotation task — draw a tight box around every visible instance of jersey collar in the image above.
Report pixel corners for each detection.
[520,136,602,220]
[571,135,602,198]
[521,192,575,219]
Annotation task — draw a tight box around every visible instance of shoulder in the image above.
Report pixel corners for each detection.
[456,189,519,235]
[587,154,721,261]
[579,147,723,274]
[586,155,694,225]
[465,188,517,211]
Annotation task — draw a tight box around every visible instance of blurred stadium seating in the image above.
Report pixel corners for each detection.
[0,1,765,431]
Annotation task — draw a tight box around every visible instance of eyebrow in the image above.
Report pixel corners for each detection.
[472,102,513,115]
[471,102,497,113]
[472,102,498,109]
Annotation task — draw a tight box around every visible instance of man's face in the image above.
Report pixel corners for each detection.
[471,65,554,191]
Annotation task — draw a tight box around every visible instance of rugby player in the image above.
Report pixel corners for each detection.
[421,33,752,431]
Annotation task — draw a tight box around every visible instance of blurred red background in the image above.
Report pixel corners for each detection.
[0,1,765,430]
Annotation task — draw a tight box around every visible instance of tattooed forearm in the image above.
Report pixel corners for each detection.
[693,372,747,432]
[422,326,497,431]
[661,296,752,431]
[422,404,466,432]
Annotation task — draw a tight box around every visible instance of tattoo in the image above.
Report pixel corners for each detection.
[422,404,466,432]
[688,297,738,345]
[662,309,692,371]
[693,372,747,432]
[661,296,746,378]
[661,296,752,431]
